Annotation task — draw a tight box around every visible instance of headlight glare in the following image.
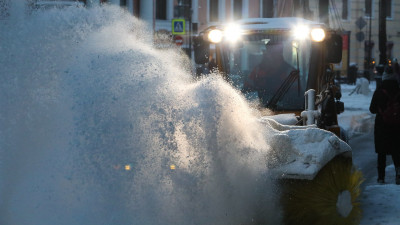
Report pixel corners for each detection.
[208,29,223,43]
[310,28,326,42]
[224,24,242,42]
[293,25,310,40]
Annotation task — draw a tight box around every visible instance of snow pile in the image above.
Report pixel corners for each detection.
[260,118,351,180]
[353,77,371,96]
[338,83,375,138]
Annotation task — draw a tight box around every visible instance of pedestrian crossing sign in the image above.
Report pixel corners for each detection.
[172,19,185,35]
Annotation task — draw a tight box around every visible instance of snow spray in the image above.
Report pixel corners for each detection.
[0,2,281,224]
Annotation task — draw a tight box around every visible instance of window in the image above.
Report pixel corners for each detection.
[233,0,242,20]
[341,0,348,20]
[262,0,274,18]
[386,0,392,19]
[365,0,372,17]
[210,0,219,22]
[156,0,167,20]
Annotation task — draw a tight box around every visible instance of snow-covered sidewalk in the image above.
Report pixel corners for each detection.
[339,81,400,225]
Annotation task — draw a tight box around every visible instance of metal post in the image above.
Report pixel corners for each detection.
[301,89,320,126]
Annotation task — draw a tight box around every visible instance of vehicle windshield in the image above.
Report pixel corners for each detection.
[224,33,311,111]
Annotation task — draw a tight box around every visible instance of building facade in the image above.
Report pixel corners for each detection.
[91,0,278,35]
[338,0,400,71]
[68,1,400,73]
[93,0,318,50]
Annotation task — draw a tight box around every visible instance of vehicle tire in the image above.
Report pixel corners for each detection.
[280,156,364,225]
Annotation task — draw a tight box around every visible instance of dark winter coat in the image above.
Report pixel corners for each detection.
[369,80,400,154]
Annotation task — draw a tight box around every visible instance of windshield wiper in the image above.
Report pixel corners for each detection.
[266,70,300,110]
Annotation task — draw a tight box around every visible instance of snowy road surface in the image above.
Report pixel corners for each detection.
[339,82,400,225]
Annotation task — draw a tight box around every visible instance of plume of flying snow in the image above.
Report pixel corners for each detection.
[0,2,281,225]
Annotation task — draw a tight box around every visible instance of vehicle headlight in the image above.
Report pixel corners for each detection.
[293,25,310,40]
[208,29,223,43]
[224,24,242,43]
[310,28,326,42]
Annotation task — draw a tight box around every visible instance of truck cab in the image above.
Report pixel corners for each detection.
[193,18,344,134]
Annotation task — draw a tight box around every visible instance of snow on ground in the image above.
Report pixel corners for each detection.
[339,80,400,225]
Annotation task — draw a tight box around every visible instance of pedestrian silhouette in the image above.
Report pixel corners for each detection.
[369,64,400,184]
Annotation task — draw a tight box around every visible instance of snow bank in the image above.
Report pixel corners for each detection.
[339,83,376,138]
[260,118,351,180]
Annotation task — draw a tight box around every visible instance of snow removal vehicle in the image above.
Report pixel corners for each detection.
[193,18,363,225]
